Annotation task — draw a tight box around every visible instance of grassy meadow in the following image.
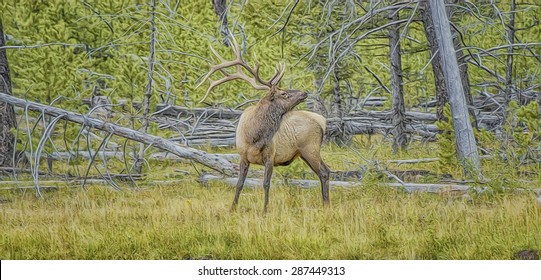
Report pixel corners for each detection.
[1,137,540,260]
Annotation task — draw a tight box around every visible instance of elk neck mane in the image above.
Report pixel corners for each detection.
[243,96,289,150]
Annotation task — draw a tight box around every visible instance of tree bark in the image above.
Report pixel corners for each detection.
[0,19,17,168]
[451,28,478,130]
[0,92,238,176]
[388,9,408,152]
[429,0,481,176]
[421,0,448,122]
[445,0,478,129]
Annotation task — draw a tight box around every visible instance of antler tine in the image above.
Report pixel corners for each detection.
[195,44,225,89]
[230,35,242,58]
[250,62,272,88]
[200,72,270,103]
[269,62,286,86]
[197,36,280,102]
[196,43,251,88]
[199,77,215,103]
[229,37,274,88]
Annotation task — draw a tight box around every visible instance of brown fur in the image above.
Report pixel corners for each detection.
[233,88,330,211]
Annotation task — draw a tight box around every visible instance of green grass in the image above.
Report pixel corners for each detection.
[1,137,540,259]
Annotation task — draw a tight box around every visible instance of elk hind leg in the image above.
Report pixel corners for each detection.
[300,152,330,205]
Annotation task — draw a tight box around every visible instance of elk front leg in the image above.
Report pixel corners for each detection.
[231,160,250,210]
[263,159,274,212]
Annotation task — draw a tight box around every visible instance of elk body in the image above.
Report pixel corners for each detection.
[197,38,330,211]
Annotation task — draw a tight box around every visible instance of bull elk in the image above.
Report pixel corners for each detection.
[197,37,330,211]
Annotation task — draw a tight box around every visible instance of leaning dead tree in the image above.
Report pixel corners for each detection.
[0,92,238,176]
[429,0,481,176]
[0,19,17,168]
[420,0,448,122]
[448,2,477,131]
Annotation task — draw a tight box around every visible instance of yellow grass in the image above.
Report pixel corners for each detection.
[1,138,540,259]
[1,180,540,259]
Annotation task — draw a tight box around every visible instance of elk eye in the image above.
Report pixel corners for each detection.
[281,92,288,98]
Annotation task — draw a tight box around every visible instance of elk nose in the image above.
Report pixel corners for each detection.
[301,91,308,99]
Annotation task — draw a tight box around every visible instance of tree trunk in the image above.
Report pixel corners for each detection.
[0,19,17,168]
[134,0,157,174]
[429,0,481,176]
[326,72,352,146]
[451,28,478,130]
[308,78,328,117]
[212,0,230,46]
[0,92,238,176]
[504,0,516,117]
[332,72,343,121]
[388,10,408,152]
[421,0,448,122]
[446,0,478,130]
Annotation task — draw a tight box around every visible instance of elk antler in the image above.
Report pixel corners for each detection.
[196,36,286,102]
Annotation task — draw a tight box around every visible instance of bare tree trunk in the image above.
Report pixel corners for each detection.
[429,0,481,176]
[438,0,479,130]
[421,0,448,122]
[0,92,238,175]
[504,0,516,114]
[332,72,343,121]
[451,28,478,130]
[445,0,478,130]
[0,19,17,168]
[135,0,156,174]
[326,72,352,146]
[212,0,230,46]
[307,78,327,117]
[389,10,408,152]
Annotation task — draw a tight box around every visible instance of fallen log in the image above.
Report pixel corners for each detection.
[199,175,360,189]
[387,158,439,164]
[47,151,240,162]
[199,174,488,193]
[150,152,239,161]
[0,92,238,176]
[155,104,243,119]
[0,179,110,186]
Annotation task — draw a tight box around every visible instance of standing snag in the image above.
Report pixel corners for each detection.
[0,19,17,168]
[197,37,330,211]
